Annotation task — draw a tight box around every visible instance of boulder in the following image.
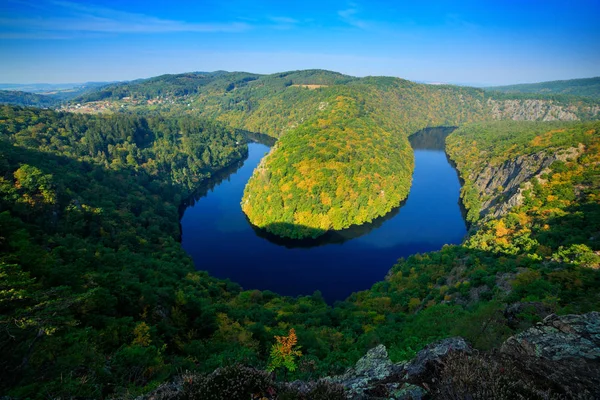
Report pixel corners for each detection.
[501,312,600,360]
[404,337,472,382]
[327,344,404,398]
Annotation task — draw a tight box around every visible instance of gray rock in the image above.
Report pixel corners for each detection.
[405,337,472,381]
[472,145,583,220]
[135,381,182,400]
[386,383,427,400]
[501,312,600,360]
[328,344,404,398]
[487,99,582,121]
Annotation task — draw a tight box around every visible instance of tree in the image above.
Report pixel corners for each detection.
[267,328,302,378]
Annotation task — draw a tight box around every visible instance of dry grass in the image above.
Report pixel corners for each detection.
[290,84,328,89]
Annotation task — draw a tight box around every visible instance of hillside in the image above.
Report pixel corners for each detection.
[486,76,600,100]
[241,93,414,238]
[240,78,490,238]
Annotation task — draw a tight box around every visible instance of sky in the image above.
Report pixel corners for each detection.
[1,0,599,85]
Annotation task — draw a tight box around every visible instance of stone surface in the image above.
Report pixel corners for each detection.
[487,99,581,121]
[328,339,472,398]
[404,337,472,382]
[501,312,600,360]
[387,383,426,400]
[472,145,583,219]
[327,344,404,398]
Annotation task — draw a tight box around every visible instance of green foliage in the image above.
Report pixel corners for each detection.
[0,105,246,193]
[240,76,497,238]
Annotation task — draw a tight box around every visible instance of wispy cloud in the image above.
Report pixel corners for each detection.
[2,0,250,35]
[266,16,300,30]
[269,16,299,25]
[338,3,367,29]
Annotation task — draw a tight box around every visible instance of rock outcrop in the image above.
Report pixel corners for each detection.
[501,312,600,360]
[473,145,584,219]
[404,338,472,382]
[327,338,471,399]
[487,98,599,121]
[328,313,600,399]
[326,345,404,399]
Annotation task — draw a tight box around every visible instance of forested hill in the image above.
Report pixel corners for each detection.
[70,70,600,137]
[76,69,355,103]
[486,76,600,100]
[234,74,599,238]
[0,105,246,193]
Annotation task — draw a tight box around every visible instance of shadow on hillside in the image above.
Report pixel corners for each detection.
[179,155,248,213]
[537,200,600,249]
[248,205,403,249]
[178,130,274,216]
[242,130,277,147]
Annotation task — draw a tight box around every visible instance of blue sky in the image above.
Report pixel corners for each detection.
[1,0,599,85]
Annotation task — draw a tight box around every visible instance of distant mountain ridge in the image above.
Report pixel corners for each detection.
[0,81,113,107]
[486,76,600,100]
[74,69,355,102]
[0,81,112,93]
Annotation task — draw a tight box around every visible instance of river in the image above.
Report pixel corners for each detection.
[180,127,467,303]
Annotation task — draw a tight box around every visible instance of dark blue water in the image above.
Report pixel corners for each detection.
[181,128,467,303]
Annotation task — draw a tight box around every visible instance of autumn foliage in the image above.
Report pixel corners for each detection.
[267,328,302,374]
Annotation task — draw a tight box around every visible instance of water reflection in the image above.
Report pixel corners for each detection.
[409,126,456,149]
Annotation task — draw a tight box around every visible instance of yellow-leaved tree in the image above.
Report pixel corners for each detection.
[267,328,302,378]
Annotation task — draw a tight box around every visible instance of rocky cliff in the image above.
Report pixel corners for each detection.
[487,98,599,121]
[324,312,600,399]
[471,144,584,220]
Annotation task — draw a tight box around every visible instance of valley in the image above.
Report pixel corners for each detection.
[1,71,599,399]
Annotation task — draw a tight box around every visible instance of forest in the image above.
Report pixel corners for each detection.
[1,71,600,398]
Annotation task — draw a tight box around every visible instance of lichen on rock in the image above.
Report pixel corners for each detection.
[501,312,600,361]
